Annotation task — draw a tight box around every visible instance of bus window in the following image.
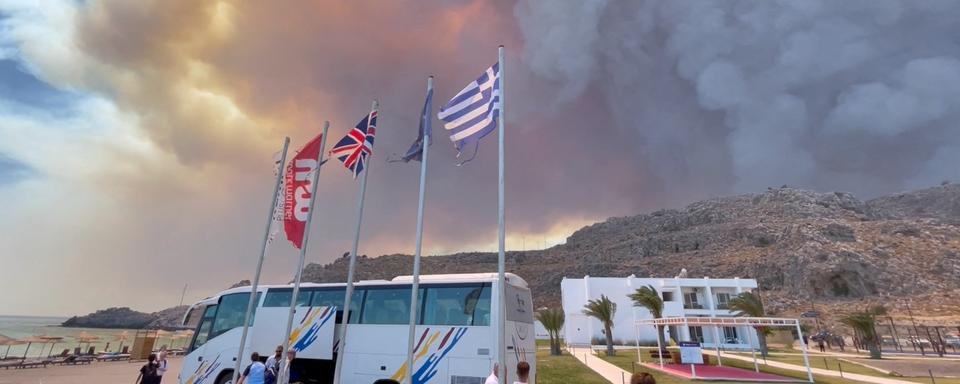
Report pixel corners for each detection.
[472,285,491,326]
[182,306,203,329]
[361,286,421,325]
[210,292,260,339]
[311,289,364,324]
[190,304,218,351]
[423,284,490,326]
[263,289,312,307]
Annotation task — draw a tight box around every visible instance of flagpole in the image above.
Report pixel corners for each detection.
[333,100,378,384]
[496,45,507,383]
[232,137,290,384]
[405,76,432,384]
[281,122,329,363]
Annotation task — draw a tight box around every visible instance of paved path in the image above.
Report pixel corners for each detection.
[715,350,920,384]
[567,347,629,384]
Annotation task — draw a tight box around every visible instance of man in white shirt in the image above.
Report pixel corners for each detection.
[484,362,499,384]
[265,345,283,380]
[156,350,168,382]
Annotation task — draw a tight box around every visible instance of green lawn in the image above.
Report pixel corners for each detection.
[536,348,608,384]
[597,349,692,384]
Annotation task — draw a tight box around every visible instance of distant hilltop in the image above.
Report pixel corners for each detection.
[62,306,189,330]
[71,184,960,326]
[300,184,960,324]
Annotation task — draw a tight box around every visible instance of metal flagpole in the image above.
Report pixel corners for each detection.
[232,137,290,384]
[281,123,330,364]
[496,45,507,383]
[407,76,433,384]
[405,77,432,384]
[333,101,377,384]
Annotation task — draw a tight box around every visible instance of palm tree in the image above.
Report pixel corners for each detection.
[583,295,617,356]
[536,308,565,356]
[728,291,770,357]
[841,305,886,359]
[628,285,667,351]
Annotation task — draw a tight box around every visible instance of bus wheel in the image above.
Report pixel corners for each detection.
[214,371,234,384]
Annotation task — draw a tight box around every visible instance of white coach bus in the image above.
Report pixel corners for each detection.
[178,273,535,384]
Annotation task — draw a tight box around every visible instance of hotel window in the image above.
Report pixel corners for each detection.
[683,292,702,309]
[716,293,732,309]
[689,326,705,343]
[662,292,675,302]
[723,326,739,343]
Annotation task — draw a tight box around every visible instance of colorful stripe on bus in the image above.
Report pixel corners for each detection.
[391,327,468,384]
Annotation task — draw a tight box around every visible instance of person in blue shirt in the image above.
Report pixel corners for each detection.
[238,352,266,384]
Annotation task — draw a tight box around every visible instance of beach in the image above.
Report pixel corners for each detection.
[0,356,183,384]
[0,316,186,358]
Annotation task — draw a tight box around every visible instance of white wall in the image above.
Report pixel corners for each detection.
[560,275,760,349]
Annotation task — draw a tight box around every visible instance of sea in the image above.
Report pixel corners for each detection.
[0,315,182,358]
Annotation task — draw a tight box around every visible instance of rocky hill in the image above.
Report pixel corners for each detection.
[301,185,960,324]
[63,306,189,330]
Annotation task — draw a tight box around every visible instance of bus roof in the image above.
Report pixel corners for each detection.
[198,272,528,303]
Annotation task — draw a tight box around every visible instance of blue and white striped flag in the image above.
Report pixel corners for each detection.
[437,62,500,162]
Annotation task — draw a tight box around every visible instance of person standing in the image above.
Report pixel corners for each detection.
[513,362,530,384]
[265,345,283,384]
[136,353,160,384]
[278,349,302,383]
[156,351,169,382]
[484,362,499,384]
[238,352,266,384]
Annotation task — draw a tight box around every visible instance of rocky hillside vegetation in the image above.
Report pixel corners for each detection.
[301,185,960,323]
[63,306,189,330]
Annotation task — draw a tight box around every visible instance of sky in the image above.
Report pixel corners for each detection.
[1,0,959,317]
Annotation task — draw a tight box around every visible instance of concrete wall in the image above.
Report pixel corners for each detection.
[561,275,761,349]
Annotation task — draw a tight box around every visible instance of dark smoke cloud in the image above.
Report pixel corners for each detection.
[515,0,960,198]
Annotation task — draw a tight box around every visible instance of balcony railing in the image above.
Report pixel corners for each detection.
[716,302,729,310]
[683,302,704,309]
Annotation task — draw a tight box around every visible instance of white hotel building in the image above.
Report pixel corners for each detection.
[561,275,760,349]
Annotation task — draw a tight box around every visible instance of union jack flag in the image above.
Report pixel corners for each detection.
[331,109,377,178]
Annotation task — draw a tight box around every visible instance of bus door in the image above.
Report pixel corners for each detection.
[180,304,217,384]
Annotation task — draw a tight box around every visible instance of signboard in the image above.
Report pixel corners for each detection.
[679,341,703,364]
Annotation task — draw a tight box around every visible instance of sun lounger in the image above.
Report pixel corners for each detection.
[12,359,48,369]
[96,353,130,361]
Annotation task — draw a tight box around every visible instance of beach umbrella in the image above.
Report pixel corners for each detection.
[19,336,50,361]
[114,331,130,353]
[37,335,64,357]
[73,331,101,354]
[154,330,173,351]
[0,334,25,359]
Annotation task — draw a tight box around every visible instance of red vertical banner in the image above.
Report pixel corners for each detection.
[284,133,323,249]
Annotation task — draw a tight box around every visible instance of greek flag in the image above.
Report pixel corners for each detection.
[437,62,499,161]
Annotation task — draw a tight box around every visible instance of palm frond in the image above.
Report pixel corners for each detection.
[728,291,764,317]
[628,285,664,319]
[582,295,617,327]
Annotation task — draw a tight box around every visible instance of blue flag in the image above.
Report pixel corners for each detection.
[396,88,433,163]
